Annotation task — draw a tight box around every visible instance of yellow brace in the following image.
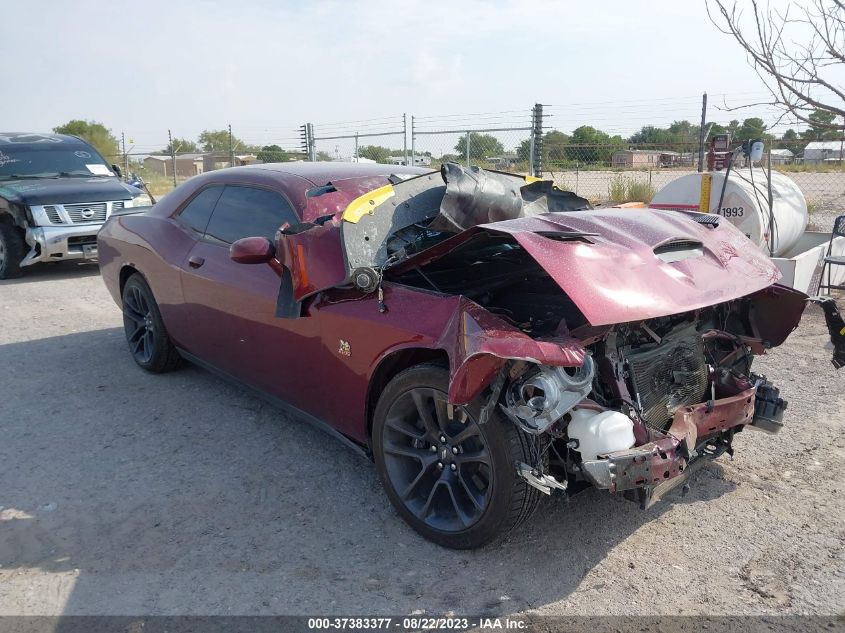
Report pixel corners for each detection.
[342,185,395,224]
[699,173,712,213]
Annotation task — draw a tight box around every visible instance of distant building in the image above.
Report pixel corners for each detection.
[143,154,204,179]
[388,155,432,167]
[485,153,519,169]
[201,153,258,172]
[768,148,794,164]
[143,152,259,178]
[803,141,844,164]
[612,149,681,168]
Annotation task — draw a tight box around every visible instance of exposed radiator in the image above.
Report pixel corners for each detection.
[623,325,708,430]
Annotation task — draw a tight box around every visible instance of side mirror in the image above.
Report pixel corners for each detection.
[230,236,276,265]
[111,164,122,178]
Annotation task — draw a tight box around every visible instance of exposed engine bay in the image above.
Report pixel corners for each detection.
[393,236,799,505]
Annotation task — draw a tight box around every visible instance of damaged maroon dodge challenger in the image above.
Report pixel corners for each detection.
[98,162,844,548]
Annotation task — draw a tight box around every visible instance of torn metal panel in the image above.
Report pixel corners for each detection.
[745,283,807,347]
[431,163,591,233]
[275,221,347,304]
[341,172,446,271]
[438,296,588,405]
[581,386,756,494]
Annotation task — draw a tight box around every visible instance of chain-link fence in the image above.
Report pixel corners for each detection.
[103,95,845,210]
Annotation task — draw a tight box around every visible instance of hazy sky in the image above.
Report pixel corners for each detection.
[0,0,803,155]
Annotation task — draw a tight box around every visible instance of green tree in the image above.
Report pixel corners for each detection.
[163,138,197,154]
[315,151,333,162]
[565,126,625,163]
[802,109,841,141]
[542,130,570,164]
[357,145,393,163]
[256,144,291,163]
[780,129,803,155]
[629,120,700,152]
[517,130,569,164]
[735,117,768,140]
[52,120,119,160]
[517,138,531,162]
[198,129,247,152]
[454,133,504,161]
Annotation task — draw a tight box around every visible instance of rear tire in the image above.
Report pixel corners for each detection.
[372,364,541,549]
[121,273,181,372]
[0,222,25,279]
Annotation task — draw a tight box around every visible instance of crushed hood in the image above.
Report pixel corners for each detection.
[390,208,782,326]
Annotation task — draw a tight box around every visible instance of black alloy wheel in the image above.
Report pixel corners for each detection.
[121,273,181,372]
[373,364,541,549]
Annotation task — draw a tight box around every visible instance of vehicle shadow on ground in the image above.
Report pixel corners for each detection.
[0,327,737,616]
[0,260,100,285]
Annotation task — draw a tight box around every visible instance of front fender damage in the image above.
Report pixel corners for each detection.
[438,296,588,406]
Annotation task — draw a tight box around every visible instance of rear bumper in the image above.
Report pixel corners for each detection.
[22,224,102,266]
[580,387,758,504]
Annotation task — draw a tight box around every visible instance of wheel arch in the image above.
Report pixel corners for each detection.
[119,264,147,296]
[365,346,449,441]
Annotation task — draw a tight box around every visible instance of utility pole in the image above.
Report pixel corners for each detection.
[228,124,234,168]
[531,103,544,178]
[308,123,316,161]
[697,92,708,172]
[411,116,415,166]
[403,113,408,165]
[121,131,128,179]
[167,129,176,187]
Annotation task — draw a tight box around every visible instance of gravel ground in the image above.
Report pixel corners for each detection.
[808,194,845,232]
[0,262,843,616]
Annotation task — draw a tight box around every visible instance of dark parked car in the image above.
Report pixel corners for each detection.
[0,132,151,278]
[97,162,843,548]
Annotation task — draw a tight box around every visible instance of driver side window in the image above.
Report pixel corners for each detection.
[204,185,297,245]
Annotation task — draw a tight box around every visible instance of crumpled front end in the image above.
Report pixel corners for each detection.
[412,270,811,503]
[283,163,839,504]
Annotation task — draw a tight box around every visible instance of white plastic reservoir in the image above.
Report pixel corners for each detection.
[650,170,808,257]
[567,409,636,461]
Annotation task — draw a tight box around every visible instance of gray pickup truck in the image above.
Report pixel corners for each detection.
[0,132,152,278]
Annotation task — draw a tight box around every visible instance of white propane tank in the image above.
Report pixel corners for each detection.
[650,169,808,256]
[567,409,636,461]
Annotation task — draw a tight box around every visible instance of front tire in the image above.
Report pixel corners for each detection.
[121,273,181,372]
[0,222,25,279]
[372,364,541,549]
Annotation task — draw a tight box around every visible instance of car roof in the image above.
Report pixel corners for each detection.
[240,161,431,184]
[0,132,91,146]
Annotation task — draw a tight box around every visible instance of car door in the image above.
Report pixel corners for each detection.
[178,184,322,406]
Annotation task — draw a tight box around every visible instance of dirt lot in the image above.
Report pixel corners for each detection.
[1,262,843,616]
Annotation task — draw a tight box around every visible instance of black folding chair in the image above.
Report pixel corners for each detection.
[817,214,845,295]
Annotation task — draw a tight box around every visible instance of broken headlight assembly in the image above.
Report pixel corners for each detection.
[501,356,595,435]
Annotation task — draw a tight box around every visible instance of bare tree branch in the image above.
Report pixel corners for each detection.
[708,0,845,130]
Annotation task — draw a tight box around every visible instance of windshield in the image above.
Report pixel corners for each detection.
[0,143,115,180]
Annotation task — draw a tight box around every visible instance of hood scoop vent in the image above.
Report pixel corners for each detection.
[654,239,704,264]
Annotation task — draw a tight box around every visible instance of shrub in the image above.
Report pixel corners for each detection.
[608,175,655,203]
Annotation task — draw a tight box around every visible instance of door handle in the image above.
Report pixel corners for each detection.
[188,255,205,268]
